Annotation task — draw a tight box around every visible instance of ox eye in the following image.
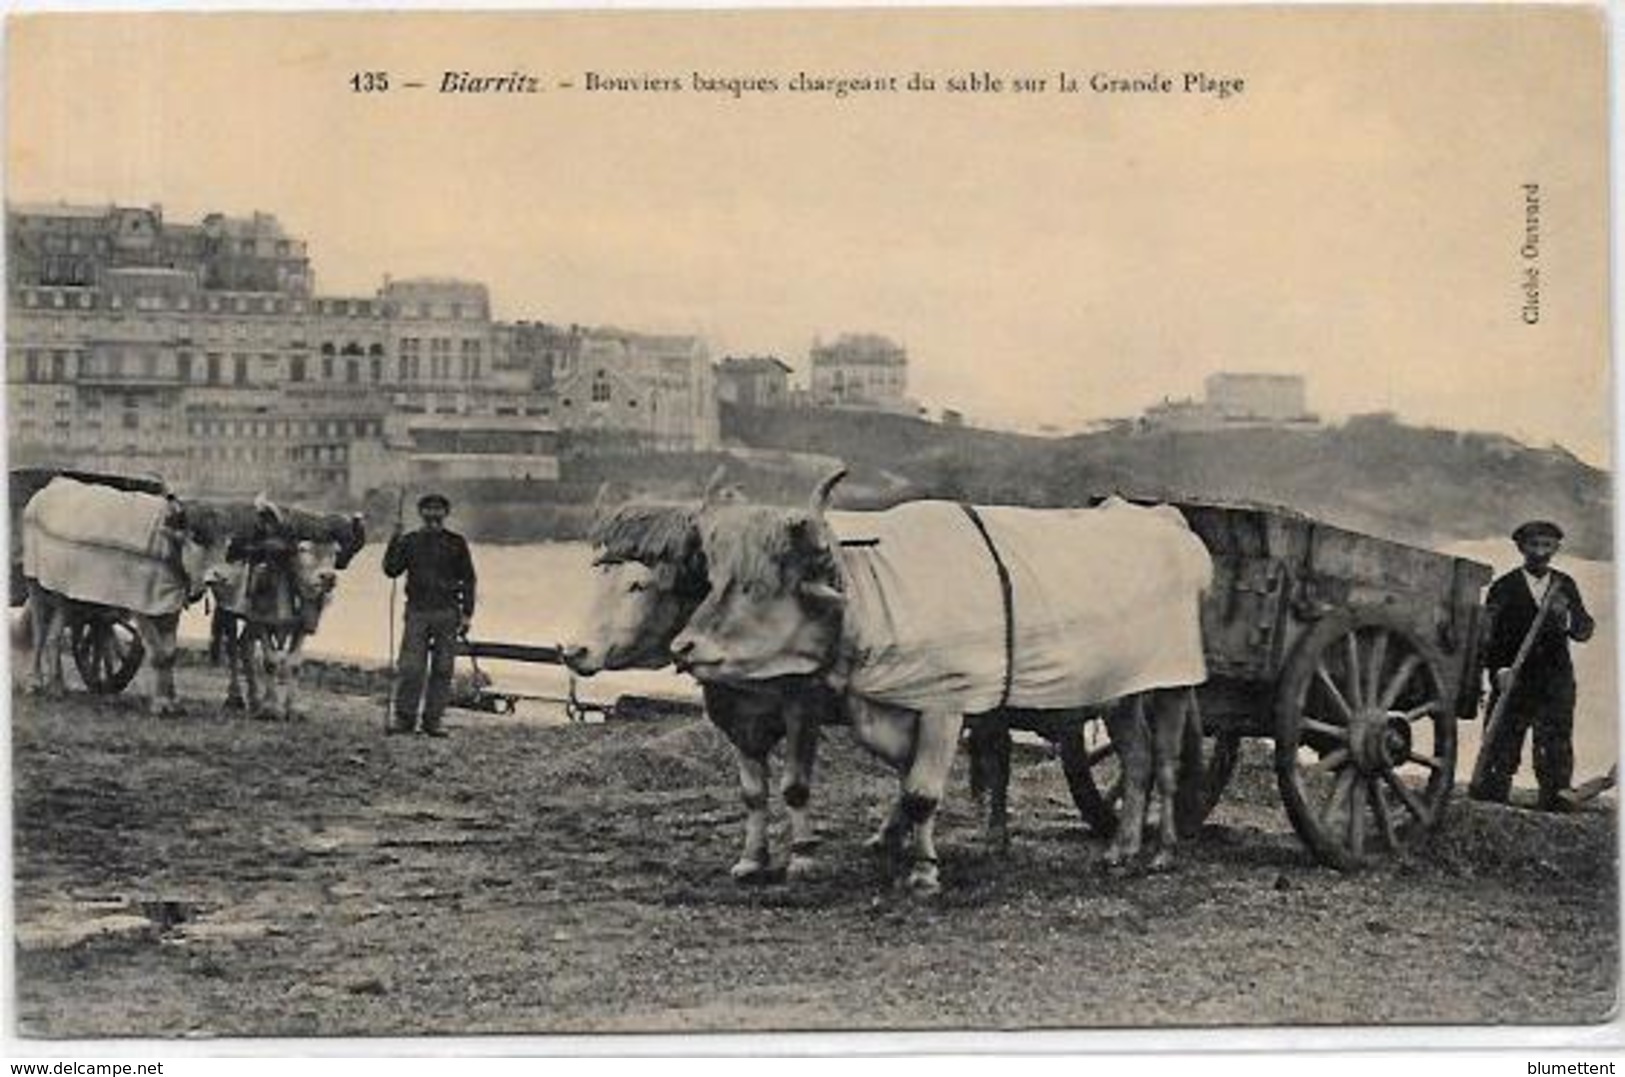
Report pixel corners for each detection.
[628,580,649,594]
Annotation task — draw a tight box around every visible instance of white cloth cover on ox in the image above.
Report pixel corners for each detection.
[21,477,187,616]
[827,498,1210,715]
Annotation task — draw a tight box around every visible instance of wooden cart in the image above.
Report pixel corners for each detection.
[9,467,166,696]
[1061,498,1492,869]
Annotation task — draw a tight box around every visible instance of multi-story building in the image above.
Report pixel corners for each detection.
[550,327,718,452]
[8,203,311,296]
[716,355,793,408]
[808,333,910,412]
[1140,372,1319,432]
[6,202,722,496]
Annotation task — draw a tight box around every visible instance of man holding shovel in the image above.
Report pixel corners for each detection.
[1468,520,1594,812]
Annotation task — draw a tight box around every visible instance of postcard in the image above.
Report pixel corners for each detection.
[5,5,1616,1046]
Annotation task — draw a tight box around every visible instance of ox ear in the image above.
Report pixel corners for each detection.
[701,465,729,508]
[590,482,613,519]
[798,580,845,607]
[809,467,847,515]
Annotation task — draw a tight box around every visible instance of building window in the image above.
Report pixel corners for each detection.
[591,371,611,403]
[322,355,334,381]
[122,411,139,431]
[290,355,307,382]
[207,353,222,385]
[233,354,249,386]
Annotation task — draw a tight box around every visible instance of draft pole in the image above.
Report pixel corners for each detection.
[384,485,406,732]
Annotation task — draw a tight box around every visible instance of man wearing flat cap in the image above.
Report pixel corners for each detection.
[383,492,478,737]
[1468,520,1594,811]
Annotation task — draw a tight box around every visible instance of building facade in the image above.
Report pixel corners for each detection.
[7,203,724,498]
[1140,372,1319,432]
[717,355,793,408]
[808,333,910,412]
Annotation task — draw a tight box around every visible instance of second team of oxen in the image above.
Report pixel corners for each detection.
[21,475,363,719]
[565,469,1213,893]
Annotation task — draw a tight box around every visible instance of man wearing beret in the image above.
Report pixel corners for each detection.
[1468,520,1594,811]
[383,492,478,737]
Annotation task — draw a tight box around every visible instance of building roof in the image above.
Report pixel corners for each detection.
[719,356,793,375]
[8,202,120,220]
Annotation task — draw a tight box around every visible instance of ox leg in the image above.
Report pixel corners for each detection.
[967,719,1012,854]
[222,620,247,712]
[782,707,821,880]
[732,751,773,882]
[243,631,268,719]
[277,636,307,721]
[1148,690,1191,873]
[22,587,47,695]
[135,614,182,717]
[1104,697,1152,870]
[28,591,68,698]
[898,708,963,897]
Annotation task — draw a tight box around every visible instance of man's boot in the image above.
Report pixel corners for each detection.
[1537,788,1575,813]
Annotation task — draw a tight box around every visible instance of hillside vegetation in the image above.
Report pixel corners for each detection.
[720,406,1614,559]
[361,407,1610,557]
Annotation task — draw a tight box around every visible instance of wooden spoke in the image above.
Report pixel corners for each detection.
[1301,717,1349,743]
[1381,768,1432,826]
[1310,747,1351,775]
[1321,767,1356,830]
[1378,654,1424,710]
[1344,633,1364,708]
[1405,751,1444,771]
[1402,700,1442,722]
[1370,778,1400,852]
[1348,778,1368,859]
[1364,631,1389,712]
[1314,662,1355,724]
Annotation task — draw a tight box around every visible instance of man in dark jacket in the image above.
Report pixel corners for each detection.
[1468,520,1593,811]
[384,492,477,737]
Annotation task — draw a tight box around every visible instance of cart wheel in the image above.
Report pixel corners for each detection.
[1274,607,1455,870]
[1058,703,1238,840]
[70,613,145,695]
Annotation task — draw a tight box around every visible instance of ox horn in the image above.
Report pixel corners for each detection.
[809,468,847,514]
[253,491,285,524]
[798,580,846,606]
[701,465,729,507]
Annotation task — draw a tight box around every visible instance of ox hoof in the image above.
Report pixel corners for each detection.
[786,853,819,881]
[730,857,770,884]
[1148,849,1176,874]
[905,863,941,897]
[222,693,246,712]
[984,827,1012,856]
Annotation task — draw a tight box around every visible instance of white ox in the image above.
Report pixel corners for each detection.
[671,473,1212,893]
[22,477,234,716]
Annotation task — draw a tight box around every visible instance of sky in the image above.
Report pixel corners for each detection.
[6,8,1612,463]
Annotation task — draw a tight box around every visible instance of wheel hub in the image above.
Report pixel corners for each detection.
[1349,708,1412,773]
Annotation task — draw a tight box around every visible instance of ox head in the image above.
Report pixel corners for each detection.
[330,512,366,571]
[163,500,235,604]
[670,469,847,684]
[562,490,713,676]
[289,537,343,631]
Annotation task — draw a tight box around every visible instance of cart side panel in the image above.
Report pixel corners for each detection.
[1179,506,1288,682]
